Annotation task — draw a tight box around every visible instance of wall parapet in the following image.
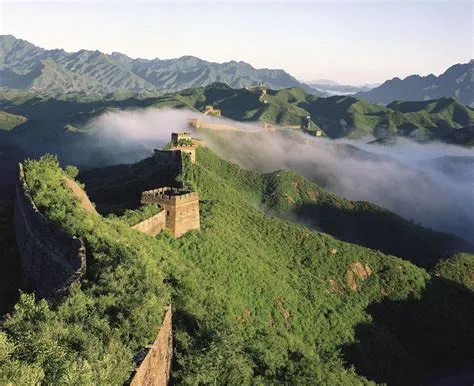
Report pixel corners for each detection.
[141,187,198,205]
[130,305,173,386]
[131,210,167,237]
[13,163,86,299]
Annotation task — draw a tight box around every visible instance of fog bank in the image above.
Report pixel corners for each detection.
[90,108,474,244]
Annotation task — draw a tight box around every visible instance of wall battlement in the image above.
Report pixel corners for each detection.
[133,132,201,238]
[141,187,199,205]
[13,163,86,299]
[138,187,200,238]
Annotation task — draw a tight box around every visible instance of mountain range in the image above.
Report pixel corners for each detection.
[0,35,315,95]
[1,35,472,108]
[356,60,474,107]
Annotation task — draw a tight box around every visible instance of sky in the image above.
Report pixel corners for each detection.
[0,0,472,85]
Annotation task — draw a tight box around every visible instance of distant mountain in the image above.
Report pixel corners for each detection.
[308,81,377,96]
[356,61,474,107]
[0,35,316,95]
[440,126,474,147]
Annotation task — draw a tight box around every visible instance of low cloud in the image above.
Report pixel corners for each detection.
[89,107,474,244]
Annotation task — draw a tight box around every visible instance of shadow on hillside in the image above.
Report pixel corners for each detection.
[0,185,22,316]
[292,201,473,269]
[341,277,474,385]
[78,158,181,215]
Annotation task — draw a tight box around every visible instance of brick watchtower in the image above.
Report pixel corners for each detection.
[140,187,200,237]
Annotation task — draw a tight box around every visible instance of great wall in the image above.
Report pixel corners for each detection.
[187,98,322,136]
[13,163,86,300]
[12,131,202,385]
[9,101,318,383]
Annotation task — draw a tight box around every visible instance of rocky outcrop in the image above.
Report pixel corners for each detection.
[346,262,372,291]
[13,163,86,299]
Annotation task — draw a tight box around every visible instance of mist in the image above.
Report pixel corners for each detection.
[89,108,474,244]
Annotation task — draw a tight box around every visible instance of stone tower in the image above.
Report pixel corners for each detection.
[170,132,196,164]
[140,187,200,237]
[154,132,197,166]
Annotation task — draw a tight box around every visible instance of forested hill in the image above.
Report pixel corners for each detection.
[0,35,314,95]
[80,148,474,268]
[1,83,474,165]
[1,147,473,384]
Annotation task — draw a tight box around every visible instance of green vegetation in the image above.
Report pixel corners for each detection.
[0,111,26,131]
[433,253,474,291]
[0,155,170,383]
[188,148,472,268]
[110,204,160,226]
[1,149,473,384]
[81,147,473,383]
[0,35,308,96]
[177,138,193,146]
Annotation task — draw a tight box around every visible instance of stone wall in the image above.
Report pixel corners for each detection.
[160,194,200,238]
[140,189,200,238]
[154,149,182,174]
[131,305,173,386]
[169,146,196,164]
[132,210,167,237]
[13,163,86,299]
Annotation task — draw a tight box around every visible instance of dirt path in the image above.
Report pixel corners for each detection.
[62,176,98,215]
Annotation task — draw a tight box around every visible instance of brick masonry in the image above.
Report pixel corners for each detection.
[131,210,167,237]
[140,188,200,238]
[130,305,173,386]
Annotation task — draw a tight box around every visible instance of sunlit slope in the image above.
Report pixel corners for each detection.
[2,149,473,384]
[81,147,473,383]
[157,148,474,383]
[0,111,26,131]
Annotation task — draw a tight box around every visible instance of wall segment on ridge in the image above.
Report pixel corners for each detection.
[130,305,173,386]
[13,163,86,299]
[131,210,167,237]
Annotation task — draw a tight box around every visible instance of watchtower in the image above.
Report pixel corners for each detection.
[154,132,197,166]
[203,105,221,117]
[169,132,196,164]
[171,132,192,146]
[140,187,200,237]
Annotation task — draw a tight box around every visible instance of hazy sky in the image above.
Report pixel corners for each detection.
[1,0,472,84]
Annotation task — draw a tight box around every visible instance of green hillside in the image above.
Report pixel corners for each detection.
[0,111,26,131]
[2,148,472,383]
[81,147,470,269]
